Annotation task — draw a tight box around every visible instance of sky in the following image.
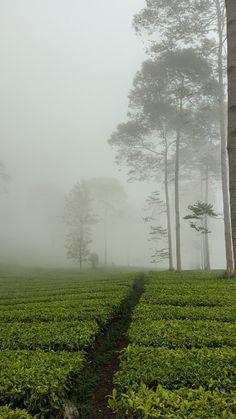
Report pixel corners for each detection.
[0,1,226,269]
[0,0,146,203]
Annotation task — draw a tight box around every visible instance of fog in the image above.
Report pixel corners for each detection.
[0,0,226,269]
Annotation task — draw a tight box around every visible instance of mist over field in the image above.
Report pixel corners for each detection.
[0,0,226,269]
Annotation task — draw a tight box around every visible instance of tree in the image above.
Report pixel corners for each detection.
[142,51,213,269]
[134,0,234,274]
[143,191,170,267]
[87,177,127,266]
[184,201,219,269]
[109,118,175,270]
[89,252,99,270]
[64,180,97,270]
[109,49,216,270]
[225,0,236,273]
[151,49,215,271]
[181,106,221,268]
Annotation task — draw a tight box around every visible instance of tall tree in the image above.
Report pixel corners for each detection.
[182,106,221,268]
[87,177,127,266]
[184,201,219,269]
[64,180,96,270]
[225,0,236,272]
[134,0,234,274]
[109,118,175,270]
[109,49,215,270]
[131,50,215,270]
[143,191,171,267]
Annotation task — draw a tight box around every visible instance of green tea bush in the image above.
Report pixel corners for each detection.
[114,346,236,392]
[132,303,236,322]
[0,320,99,350]
[129,319,236,348]
[0,406,32,418]
[110,271,236,418]
[109,384,236,418]
[0,350,84,415]
[0,270,138,416]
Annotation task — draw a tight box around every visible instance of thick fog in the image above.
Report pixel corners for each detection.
[0,0,226,269]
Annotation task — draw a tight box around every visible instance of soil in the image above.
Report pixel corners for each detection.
[69,275,145,419]
[90,336,129,418]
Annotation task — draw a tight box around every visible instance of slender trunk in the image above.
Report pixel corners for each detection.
[164,135,174,270]
[200,170,205,269]
[104,206,108,266]
[216,0,234,275]
[175,127,182,271]
[204,162,211,270]
[226,0,236,273]
[79,226,83,271]
[201,234,205,269]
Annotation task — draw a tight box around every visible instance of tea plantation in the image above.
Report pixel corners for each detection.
[109,271,236,418]
[0,269,137,418]
[1,269,236,418]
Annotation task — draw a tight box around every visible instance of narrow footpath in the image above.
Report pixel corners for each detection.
[71,274,145,419]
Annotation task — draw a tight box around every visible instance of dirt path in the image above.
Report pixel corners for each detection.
[71,275,145,419]
[90,276,145,418]
[90,335,129,418]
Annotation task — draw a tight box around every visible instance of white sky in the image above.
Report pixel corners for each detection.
[0,1,226,269]
[0,0,147,202]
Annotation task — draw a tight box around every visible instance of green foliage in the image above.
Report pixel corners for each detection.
[0,270,137,417]
[0,406,32,418]
[114,346,236,392]
[184,200,218,233]
[133,303,236,322]
[110,271,236,418]
[140,277,236,307]
[109,384,236,418]
[0,350,84,415]
[0,274,134,324]
[129,319,236,348]
[0,320,99,350]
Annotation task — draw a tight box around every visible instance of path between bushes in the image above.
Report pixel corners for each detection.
[70,274,145,419]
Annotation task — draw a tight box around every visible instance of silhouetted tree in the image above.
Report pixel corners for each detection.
[64,180,97,270]
[184,201,219,269]
[134,0,234,274]
[143,191,170,267]
[87,177,127,266]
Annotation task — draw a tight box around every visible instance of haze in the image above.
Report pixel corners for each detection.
[0,0,226,269]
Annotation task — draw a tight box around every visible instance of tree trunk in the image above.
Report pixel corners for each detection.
[200,171,205,269]
[175,127,182,271]
[226,0,236,272]
[164,135,174,270]
[204,162,211,270]
[216,0,234,275]
[79,227,83,271]
[104,206,108,266]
